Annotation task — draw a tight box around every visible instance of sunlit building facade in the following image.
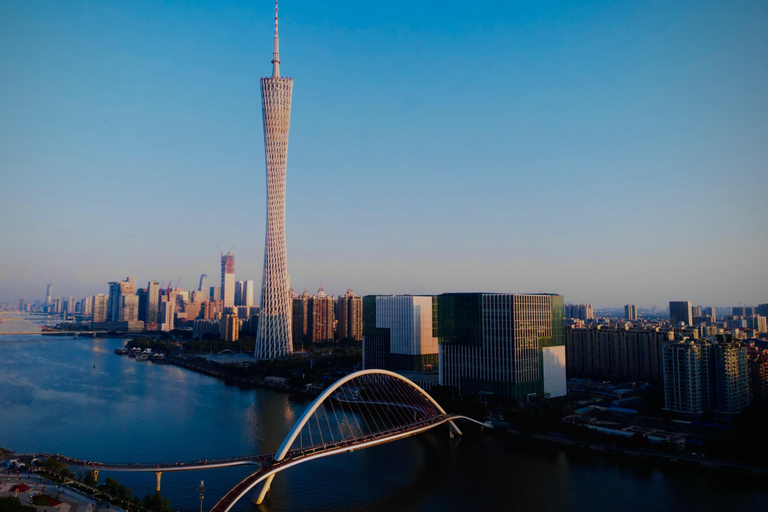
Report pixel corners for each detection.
[362,295,439,372]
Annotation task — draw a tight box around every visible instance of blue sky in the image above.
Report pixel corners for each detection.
[1,0,766,307]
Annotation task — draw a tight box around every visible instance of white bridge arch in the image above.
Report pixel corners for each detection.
[29,369,487,512]
[210,369,485,511]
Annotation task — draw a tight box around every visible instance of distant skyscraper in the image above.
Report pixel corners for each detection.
[107,278,136,322]
[45,284,53,311]
[92,294,108,324]
[669,301,693,326]
[308,287,335,343]
[336,287,363,341]
[221,253,235,309]
[255,5,293,359]
[625,304,638,321]
[159,300,175,332]
[243,280,254,307]
[147,281,160,325]
[565,303,594,321]
[199,274,209,294]
[292,289,311,348]
[80,296,92,316]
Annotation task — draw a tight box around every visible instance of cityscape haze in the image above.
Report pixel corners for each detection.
[1,0,766,307]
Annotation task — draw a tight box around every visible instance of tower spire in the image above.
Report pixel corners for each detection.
[272,0,280,77]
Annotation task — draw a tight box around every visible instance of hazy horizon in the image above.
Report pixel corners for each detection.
[2,0,766,306]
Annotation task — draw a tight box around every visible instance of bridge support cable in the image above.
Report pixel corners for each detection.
[253,370,460,504]
[217,414,486,512]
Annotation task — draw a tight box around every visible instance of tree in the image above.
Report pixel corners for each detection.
[83,470,95,487]
[144,492,171,512]
[0,497,36,512]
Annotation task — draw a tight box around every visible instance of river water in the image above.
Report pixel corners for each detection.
[1,333,766,512]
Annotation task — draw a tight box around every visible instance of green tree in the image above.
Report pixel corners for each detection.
[0,497,37,512]
[83,470,95,487]
[144,492,171,512]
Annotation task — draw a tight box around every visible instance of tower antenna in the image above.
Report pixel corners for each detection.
[272,0,281,77]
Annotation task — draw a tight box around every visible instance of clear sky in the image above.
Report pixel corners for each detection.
[1,0,766,308]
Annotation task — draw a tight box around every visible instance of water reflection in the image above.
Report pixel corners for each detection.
[1,335,766,512]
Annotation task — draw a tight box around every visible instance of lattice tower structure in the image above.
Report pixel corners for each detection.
[255,3,293,358]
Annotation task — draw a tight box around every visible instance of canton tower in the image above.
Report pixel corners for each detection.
[255,1,293,358]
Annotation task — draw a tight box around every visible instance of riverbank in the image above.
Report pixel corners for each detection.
[159,353,768,480]
[498,427,768,479]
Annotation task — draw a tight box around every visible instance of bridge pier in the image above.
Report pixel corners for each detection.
[252,474,274,505]
[156,472,162,492]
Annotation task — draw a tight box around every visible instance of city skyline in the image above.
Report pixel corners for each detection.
[1,0,766,306]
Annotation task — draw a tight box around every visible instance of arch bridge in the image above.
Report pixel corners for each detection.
[40,369,487,510]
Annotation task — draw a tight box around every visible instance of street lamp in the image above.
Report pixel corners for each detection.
[197,480,205,512]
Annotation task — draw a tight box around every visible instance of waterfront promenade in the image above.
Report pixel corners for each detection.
[0,472,121,512]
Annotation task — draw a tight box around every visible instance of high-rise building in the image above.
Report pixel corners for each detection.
[199,274,209,294]
[713,342,750,415]
[669,301,693,326]
[362,295,438,372]
[336,287,363,341]
[566,325,674,382]
[221,253,235,309]
[45,284,53,312]
[242,280,254,307]
[663,338,750,416]
[159,300,175,332]
[747,344,768,404]
[80,296,92,317]
[234,280,254,307]
[146,281,160,326]
[624,304,637,321]
[292,289,311,348]
[107,278,136,322]
[734,306,755,317]
[308,287,335,343]
[92,294,108,325]
[746,315,767,334]
[121,294,139,322]
[220,310,240,342]
[255,4,293,359]
[565,303,593,321]
[663,339,709,415]
[438,293,566,400]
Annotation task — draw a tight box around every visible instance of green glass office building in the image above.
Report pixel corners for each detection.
[437,293,566,401]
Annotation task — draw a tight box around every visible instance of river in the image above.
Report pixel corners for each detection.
[1,333,766,512]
